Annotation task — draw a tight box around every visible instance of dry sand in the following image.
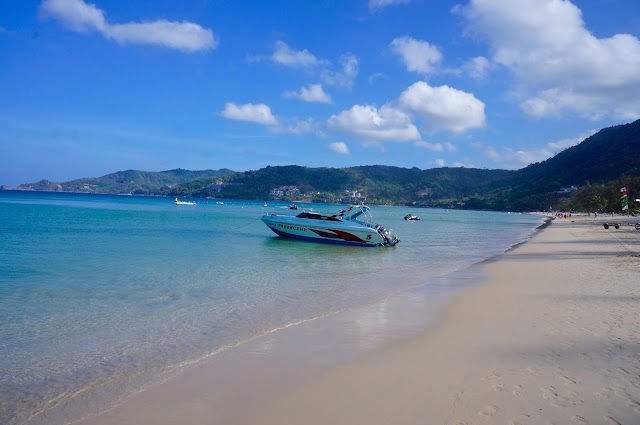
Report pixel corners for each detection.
[81,216,640,425]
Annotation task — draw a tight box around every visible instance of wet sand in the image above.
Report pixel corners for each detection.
[80,216,640,425]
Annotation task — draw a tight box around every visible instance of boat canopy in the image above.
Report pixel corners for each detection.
[331,205,370,221]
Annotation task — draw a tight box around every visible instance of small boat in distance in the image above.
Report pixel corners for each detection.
[404,214,420,221]
[262,205,399,247]
[289,203,298,210]
[174,197,196,206]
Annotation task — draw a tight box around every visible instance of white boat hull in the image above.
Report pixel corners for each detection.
[261,211,397,247]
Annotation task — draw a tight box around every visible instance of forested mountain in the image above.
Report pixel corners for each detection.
[479,119,640,210]
[170,119,638,210]
[7,119,639,212]
[14,168,234,195]
[518,120,640,185]
[170,165,515,205]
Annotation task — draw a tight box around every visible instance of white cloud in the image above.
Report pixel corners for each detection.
[452,161,475,168]
[462,56,490,80]
[283,84,332,103]
[40,0,216,52]
[369,0,411,12]
[268,44,357,89]
[221,103,278,125]
[272,118,315,135]
[390,36,442,75]
[484,130,594,168]
[456,0,640,120]
[435,158,445,167]
[547,131,594,152]
[271,40,325,68]
[321,53,359,88]
[327,104,420,143]
[329,142,350,155]
[520,88,639,121]
[398,81,485,133]
[444,141,457,152]
[485,147,501,162]
[414,141,443,151]
[326,81,484,146]
[486,146,555,168]
[40,0,106,32]
[107,21,216,52]
[368,72,387,85]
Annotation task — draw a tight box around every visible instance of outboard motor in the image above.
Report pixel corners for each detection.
[378,226,399,246]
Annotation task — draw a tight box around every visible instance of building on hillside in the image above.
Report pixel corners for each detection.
[269,185,301,200]
[342,189,365,204]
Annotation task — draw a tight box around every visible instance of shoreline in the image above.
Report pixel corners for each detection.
[79,216,640,425]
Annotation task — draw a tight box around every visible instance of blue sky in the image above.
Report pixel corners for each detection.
[1,0,639,187]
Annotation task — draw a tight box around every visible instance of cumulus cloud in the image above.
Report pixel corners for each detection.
[40,0,216,52]
[221,102,278,125]
[327,104,420,143]
[283,84,332,103]
[484,130,594,168]
[329,141,350,155]
[369,0,411,12]
[435,158,445,167]
[456,0,640,120]
[326,81,484,146]
[390,36,442,75]
[398,81,486,133]
[271,40,326,68]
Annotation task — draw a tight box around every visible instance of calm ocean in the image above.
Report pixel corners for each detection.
[0,191,545,424]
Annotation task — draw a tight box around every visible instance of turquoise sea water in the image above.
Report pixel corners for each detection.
[0,191,546,424]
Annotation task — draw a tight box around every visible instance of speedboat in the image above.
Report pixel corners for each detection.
[404,214,420,221]
[174,197,196,206]
[262,205,399,247]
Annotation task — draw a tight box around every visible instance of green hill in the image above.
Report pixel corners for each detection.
[10,119,639,211]
[172,164,513,206]
[484,119,640,211]
[15,168,234,195]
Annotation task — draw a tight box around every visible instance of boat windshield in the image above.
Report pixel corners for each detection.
[296,212,342,222]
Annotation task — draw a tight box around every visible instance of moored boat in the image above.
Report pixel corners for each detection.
[174,197,196,206]
[261,205,399,247]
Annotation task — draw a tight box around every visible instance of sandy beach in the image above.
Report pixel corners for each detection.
[80,215,640,425]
